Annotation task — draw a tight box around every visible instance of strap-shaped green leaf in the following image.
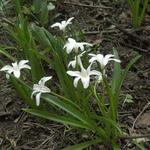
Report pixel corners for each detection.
[117,55,141,99]
[111,48,121,96]
[41,94,94,128]
[62,139,101,150]
[24,109,90,129]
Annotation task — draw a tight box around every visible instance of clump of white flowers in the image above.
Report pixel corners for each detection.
[0,17,121,107]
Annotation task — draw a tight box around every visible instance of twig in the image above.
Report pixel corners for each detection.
[119,41,150,53]
[115,24,149,43]
[132,101,150,130]
[84,31,100,35]
[121,134,150,140]
[63,1,112,9]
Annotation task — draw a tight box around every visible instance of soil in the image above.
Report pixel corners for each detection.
[0,0,150,149]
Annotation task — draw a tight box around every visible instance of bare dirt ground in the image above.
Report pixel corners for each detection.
[0,0,150,149]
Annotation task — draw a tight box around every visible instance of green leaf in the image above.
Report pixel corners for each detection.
[10,77,36,107]
[117,55,141,98]
[91,114,122,135]
[33,0,43,13]
[0,48,16,61]
[41,94,94,128]
[12,0,21,13]
[133,140,147,150]
[31,25,51,49]
[24,109,90,129]
[39,1,48,26]
[111,47,121,95]
[62,139,101,150]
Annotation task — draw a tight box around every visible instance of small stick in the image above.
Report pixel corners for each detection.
[115,24,149,43]
[132,101,150,130]
[121,134,150,140]
[63,1,112,9]
[119,41,149,53]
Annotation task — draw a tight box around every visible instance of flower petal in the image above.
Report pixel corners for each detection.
[6,74,10,79]
[35,92,42,106]
[38,76,52,85]
[18,60,29,66]
[81,77,90,89]
[31,90,38,99]
[68,60,76,68]
[51,22,61,28]
[41,86,51,93]
[67,71,80,77]
[89,70,101,76]
[13,70,21,78]
[66,17,74,24]
[73,77,80,87]
[0,65,13,71]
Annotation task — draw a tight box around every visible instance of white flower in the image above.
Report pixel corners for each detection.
[67,61,101,89]
[68,51,86,68]
[89,54,121,69]
[0,60,31,79]
[51,17,74,31]
[31,76,52,106]
[64,38,92,54]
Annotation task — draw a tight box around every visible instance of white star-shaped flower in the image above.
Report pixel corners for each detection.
[0,60,31,79]
[67,61,101,89]
[68,51,86,68]
[89,54,121,69]
[51,17,74,31]
[64,38,92,54]
[31,76,52,106]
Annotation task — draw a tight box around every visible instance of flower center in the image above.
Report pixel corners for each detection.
[81,70,88,78]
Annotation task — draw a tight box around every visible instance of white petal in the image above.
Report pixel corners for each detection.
[88,53,96,57]
[89,57,97,63]
[78,43,84,51]
[18,60,29,66]
[21,64,31,69]
[35,92,42,106]
[79,51,86,57]
[66,17,74,24]
[51,22,61,28]
[81,77,90,89]
[6,74,10,79]
[97,54,104,60]
[81,42,93,47]
[109,58,121,63]
[13,70,21,78]
[41,86,51,93]
[67,71,80,77]
[0,65,13,71]
[68,38,76,44]
[12,62,18,68]
[38,76,52,85]
[89,70,101,76]
[31,90,38,99]
[87,63,92,73]
[73,77,80,87]
[105,54,115,60]
[33,84,40,91]
[64,43,74,54]
[68,60,76,68]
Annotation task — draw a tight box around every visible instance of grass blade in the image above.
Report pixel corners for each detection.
[62,139,101,150]
[24,109,90,129]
